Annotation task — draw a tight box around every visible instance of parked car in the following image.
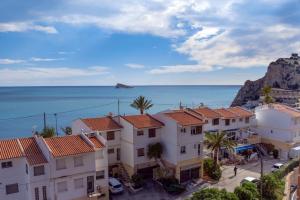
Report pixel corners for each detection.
[109,177,124,194]
[240,177,259,185]
[271,163,284,172]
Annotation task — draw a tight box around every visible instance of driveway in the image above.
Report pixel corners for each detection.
[213,158,285,192]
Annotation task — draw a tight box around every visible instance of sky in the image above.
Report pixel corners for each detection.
[0,0,299,86]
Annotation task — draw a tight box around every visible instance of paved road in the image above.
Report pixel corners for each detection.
[213,158,284,192]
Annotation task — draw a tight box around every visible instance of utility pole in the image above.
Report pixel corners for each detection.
[260,153,263,200]
[54,113,58,136]
[43,112,47,130]
[117,98,120,116]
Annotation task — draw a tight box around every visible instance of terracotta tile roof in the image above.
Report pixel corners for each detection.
[82,116,122,131]
[192,107,221,119]
[44,135,94,157]
[165,111,205,126]
[214,108,238,119]
[19,137,48,165]
[121,114,164,129]
[0,139,24,160]
[227,107,254,117]
[89,136,105,148]
[269,103,300,118]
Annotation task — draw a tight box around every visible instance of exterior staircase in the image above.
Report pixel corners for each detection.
[118,164,131,185]
[255,143,268,157]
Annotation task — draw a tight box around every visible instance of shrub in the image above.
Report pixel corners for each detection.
[190,188,238,200]
[272,149,279,159]
[203,158,222,180]
[131,174,144,189]
[234,182,259,200]
[147,142,163,160]
[158,177,185,195]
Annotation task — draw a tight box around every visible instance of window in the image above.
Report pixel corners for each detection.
[232,119,236,123]
[239,118,243,122]
[108,148,114,154]
[225,119,230,126]
[245,117,250,123]
[212,118,219,125]
[35,187,39,200]
[137,148,145,157]
[148,128,156,138]
[26,164,28,174]
[42,186,47,200]
[96,170,105,179]
[137,130,144,136]
[74,178,84,189]
[57,181,68,193]
[180,146,186,154]
[34,165,45,176]
[56,159,66,170]
[74,156,84,167]
[191,126,202,135]
[107,131,115,140]
[6,183,19,194]
[2,161,12,168]
[180,128,186,133]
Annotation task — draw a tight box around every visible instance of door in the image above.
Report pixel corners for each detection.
[197,144,201,156]
[117,148,120,161]
[87,176,94,194]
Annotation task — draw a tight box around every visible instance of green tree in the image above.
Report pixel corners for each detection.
[258,174,284,200]
[39,126,56,138]
[234,182,259,200]
[61,126,72,135]
[203,158,222,180]
[205,132,237,164]
[262,86,273,104]
[147,142,163,160]
[130,96,153,114]
[190,188,238,200]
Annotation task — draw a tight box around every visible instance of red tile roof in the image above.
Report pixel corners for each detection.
[82,116,122,131]
[227,107,254,117]
[214,108,238,118]
[192,107,221,119]
[122,114,164,129]
[165,111,205,126]
[0,139,24,160]
[19,137,48,165]
[89,136,105,148]
[44,135,94,157]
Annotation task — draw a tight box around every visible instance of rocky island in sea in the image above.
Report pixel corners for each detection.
[115,83,134,88]
[232,53,300,108]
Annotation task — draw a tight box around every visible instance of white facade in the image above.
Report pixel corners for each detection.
[0,134,109,200]
[253,104,300,159]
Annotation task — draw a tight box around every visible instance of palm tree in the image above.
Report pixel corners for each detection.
[262,86,273,104]
[205,132,237,164]
[130,96,153,114]
[40,126,56,138]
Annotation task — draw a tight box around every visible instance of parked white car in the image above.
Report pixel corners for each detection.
[109,177,124,194]
[240,177,259,185]
[271,163,284,172]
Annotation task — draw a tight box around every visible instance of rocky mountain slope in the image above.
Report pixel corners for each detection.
[231,53,300,106]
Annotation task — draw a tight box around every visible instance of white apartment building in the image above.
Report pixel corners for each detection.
[0,134,109,200]
[118,114,164,178]
[72,116,122,176]
[154,110,205,183]
[253,103,300,159]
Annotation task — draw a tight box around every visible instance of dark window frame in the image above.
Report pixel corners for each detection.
[1,161,12,168]
[148,128,156,138]
[6,183,19,195]
[96,170,105,180]
[107,131,115,140]
[137,130,144,136]
[212,118,219,126]
[34,165,45,176]
[137,148,145,157]
[35,187,39,200]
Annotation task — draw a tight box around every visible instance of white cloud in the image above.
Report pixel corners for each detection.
[148,64,213,74]
[30,57,64,62]
[0,59,25,64]
[125,63,145,69]
[0,66,109,86]
[0,22,57,34]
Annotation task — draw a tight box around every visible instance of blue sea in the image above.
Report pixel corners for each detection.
[0,86,240,138]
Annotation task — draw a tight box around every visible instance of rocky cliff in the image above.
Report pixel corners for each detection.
[231,53,300,106]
